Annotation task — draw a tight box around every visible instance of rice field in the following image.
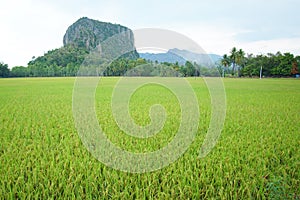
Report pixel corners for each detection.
[0,77,299,199]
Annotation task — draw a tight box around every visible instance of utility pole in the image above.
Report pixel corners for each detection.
[260,65,263,79]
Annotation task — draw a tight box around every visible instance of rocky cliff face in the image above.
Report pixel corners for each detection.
[63,17,139,59]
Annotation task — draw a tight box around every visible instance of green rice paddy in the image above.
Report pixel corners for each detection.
[0,77,299,199]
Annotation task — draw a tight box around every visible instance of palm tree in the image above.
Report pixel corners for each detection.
[221,54,231,77]
[229,47,238,75]
[236,49,245,77]
[229,47,245,77]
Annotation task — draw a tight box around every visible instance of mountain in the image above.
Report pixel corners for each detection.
[139,51,186,65]
[139,48,222,66]
[63,17,139,59]
[169,49,221,66]
[27,17,139,76]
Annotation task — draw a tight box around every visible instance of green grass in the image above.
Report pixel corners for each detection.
[0,77,299,199]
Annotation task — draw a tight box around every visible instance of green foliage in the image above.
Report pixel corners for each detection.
[10,66,29,77]
[6,46,300,78]
[26,46,88,77]
[220,48,300,77]
[0,62,9,77]
[0,78,299,198]
[184,61,196,76]
[242,52,298,77]
[291,61,299,75]
[225,47,245,76]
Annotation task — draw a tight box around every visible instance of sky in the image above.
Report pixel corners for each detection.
[1,0,300,67]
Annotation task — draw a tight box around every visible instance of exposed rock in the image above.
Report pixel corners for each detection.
[63,17,139,59]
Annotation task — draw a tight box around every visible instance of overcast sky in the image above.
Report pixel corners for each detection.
[1,0,300,67]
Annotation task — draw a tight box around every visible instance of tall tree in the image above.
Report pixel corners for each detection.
[184,61,196,77]
[229,47,238,76]
[221,54,231,77]
[10,66,28,77]
[0,62,9,77]
[236,49,245,77]
[291,61,299,76]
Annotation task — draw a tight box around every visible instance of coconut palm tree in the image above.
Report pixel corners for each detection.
[221,54,231,77]
[229,47,238,76]
[229,47,245,77]
[236,49,245,77]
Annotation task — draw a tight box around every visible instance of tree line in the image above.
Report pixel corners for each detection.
[0,44,218,77]
[1,59,214,78]
[1,46,299,78]
[220,47,300,77]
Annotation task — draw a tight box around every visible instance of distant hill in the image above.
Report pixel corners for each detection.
[63,17,139,59]
[139,51,186,65]
[139,48,221,66]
